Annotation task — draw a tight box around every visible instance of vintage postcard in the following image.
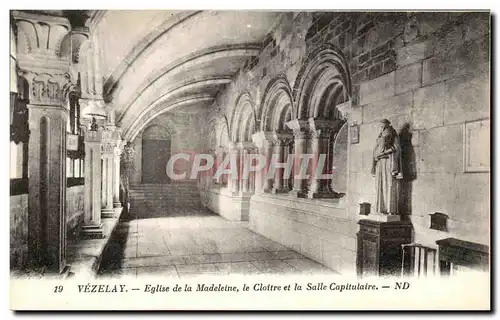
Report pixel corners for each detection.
[9,9,491,310]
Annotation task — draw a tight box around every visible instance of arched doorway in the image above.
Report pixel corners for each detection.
[141,124,171,183]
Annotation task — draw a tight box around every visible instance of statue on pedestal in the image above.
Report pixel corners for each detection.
[371,119,403,215]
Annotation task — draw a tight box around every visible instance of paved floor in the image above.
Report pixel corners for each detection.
[99,207,336,278]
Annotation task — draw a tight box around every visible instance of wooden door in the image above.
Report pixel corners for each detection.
[142,139,171,183]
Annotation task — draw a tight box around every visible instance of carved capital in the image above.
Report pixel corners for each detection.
[23,71,72,106]
[238,141,256,151]
[307,118,344,139]
[285,119,308,132]
[251,131,275,148]
[336,100,351,119]
[274,132,293,146]
[83,127,102,143]
[101,142,115,154]
[114,146,123,157]
[102,125,121,142]
[13,11,71,72]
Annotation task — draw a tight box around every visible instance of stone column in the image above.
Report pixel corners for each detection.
[226,142,240,195]
[251,131,274,193]
[286,119,308,198]
[247,146,258,193]
[13,10,72,273]
[101,144,115,218]
[307,117,343,199]
[271,134,293,194]
[113,145,122,208]
[81,121,104,238]
[214,147,224,185]
[238,142,256,195]
[282,139,293,192]
[238,144,248,193]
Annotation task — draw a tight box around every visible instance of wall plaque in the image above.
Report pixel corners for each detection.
[67,134,79,151]
[463,119,490,172]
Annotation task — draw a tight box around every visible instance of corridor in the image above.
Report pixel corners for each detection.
[99,205,337,278]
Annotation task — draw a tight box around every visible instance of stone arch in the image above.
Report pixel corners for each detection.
[207,116,218,148]
[208,114,230,148]
[141,124,171,140]
[260,75,294,132]
[231,92,256,142]
[219,118,230,147]
[293,44,352,120]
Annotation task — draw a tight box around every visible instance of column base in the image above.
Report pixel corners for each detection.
[81,224,104,239]
[307,190,340,199]
[271,187,290,194]
[113,201,122,208]
[101,207,117,218]
[288,189,306,198]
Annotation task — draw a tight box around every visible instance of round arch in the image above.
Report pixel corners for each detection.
[260,75,294,132]
[230,92,256,142]
[293,45,352,120]
[141,123,171,140]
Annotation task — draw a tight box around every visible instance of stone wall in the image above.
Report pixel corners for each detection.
[347,12,490,248]
[66,185,85,240]
[202,188,252,221]
[202,12,490,273]
[10,194,28,270]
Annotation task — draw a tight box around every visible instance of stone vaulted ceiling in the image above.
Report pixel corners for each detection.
[90,10,283,140]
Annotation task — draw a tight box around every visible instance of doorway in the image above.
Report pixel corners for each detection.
[141,125,171,184]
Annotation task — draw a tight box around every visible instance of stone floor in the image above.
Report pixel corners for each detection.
[99,206,336,278]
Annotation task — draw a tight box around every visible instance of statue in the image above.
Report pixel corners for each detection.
[371,119,403,215]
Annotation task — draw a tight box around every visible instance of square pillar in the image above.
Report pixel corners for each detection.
[27,104,68,273]
[113,146,122,208]
[81,127,104,238]
[101,147,115,218]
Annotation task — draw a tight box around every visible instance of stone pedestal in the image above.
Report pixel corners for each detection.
[82,128,104,238]
[356,218,412,278]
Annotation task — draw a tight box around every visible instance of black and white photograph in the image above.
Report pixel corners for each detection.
[8,9,491,310]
